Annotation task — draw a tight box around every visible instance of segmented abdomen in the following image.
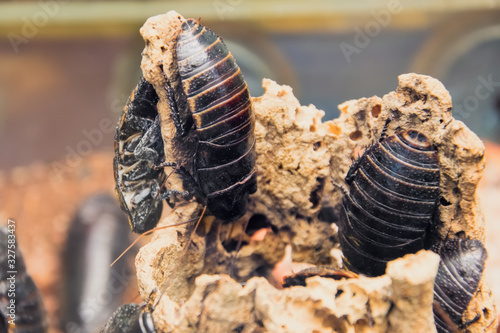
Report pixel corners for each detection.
[433,239,486,333]
[338,130,440,276]
[0,227,48,333]
[114,78,165,233]
[176,19,257,222]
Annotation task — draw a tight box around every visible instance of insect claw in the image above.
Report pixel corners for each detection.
[379,117,392,142]
[332,181,349,197]
[152,161,177,170]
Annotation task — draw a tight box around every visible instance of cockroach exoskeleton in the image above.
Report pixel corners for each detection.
[433,238,487,333]
[168,18,258,222]
[0,227,48,333]
[338,129,441,276]
[100,303,156,333]
[114,78,189,234]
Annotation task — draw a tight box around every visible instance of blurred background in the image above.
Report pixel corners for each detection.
[0,1,499,332]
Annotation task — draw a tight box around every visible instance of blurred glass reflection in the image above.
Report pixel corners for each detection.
[0,3,499,170]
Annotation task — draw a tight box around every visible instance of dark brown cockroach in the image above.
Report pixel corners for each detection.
[100,303,156,333]
[114,78,187,234]
[282,267,358,288]
[433,239,487,333]
[338,129,440,276]
[0,227,48,333]
[165,17,258,222]
[62,194,133,332]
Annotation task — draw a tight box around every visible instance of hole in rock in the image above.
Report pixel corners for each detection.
[318,206,338,223]
[222,239,249,253]
[349,130,363,141]
[246,214,276,236]
[309,178,325,208]
[440,197,452,206]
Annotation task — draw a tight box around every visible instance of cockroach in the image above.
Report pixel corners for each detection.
[114,77,188,234]
[282,267,358,288]
[165,18,258,288]
[433,238,487,333]
[100,303,156,333]
[168,17,257,221]
[62,194,134,332]
[0,227,48,333]
[338,129,440,276]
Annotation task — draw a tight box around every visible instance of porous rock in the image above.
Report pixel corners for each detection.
[150,251,438,333]
[134,11,497,333]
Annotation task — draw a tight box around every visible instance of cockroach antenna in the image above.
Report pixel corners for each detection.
[152,205,207,310]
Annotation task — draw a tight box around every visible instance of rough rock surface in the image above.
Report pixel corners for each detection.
[481,141,500,311]
[134,11,498,333]
[146,250,440,333]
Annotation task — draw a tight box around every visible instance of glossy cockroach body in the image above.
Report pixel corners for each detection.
[168,18,257,222]
[338,129,440,276]
[0,227,48,333]
[114,78,186,234]
[433,239,486,333]
[100,303,156,333]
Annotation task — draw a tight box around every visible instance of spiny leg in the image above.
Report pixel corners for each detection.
[157,189,192,207]
[153,162,193,206]
[155,160,202,201]
[379,116,393,142]
[163,75,190,137]
[133,115,162,163]
[152,161,178,170]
